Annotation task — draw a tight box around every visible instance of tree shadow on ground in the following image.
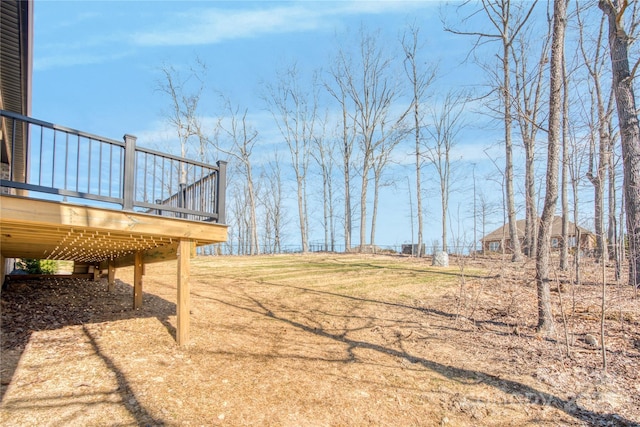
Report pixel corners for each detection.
[252,280,520,333]
[0,276,173,425]
[196,282,639,427]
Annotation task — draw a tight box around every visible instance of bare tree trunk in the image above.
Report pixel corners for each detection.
[569,133,585,286]
[271,155,284,254]
[600,0,640,288]
[360,164,370,250]
[416,127,423,256]
[260,151,285,254]
[536,0,566,335]
[230,182,250,255]
[560,53,570,271]
[587,111,611,263]
[425,91,469,256]
[343,100,353,251]
[473,166,478,256]
[322,164,330,251]
[370,138,409,250]
[344,148,352,251]
[504,39,523,262]
[608,124,619,271]
[246,168,260,255]
[328,164,336,252]
[619,190,626,281]
[600,254,608,370]
[403,25,437,257]
[370,174,380,248]
[525,138,538,259]
[442,177,448,253]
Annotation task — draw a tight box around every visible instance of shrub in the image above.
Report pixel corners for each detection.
[39,260,58,274]
[16,259,57,274]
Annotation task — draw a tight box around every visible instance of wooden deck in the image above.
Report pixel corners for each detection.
[0,195,227,263]
[0,195,227,345]
[0,1,228,347]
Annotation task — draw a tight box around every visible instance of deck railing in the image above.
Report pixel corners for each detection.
[0,110,226,223]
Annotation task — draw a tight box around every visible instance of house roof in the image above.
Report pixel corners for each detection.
[481,216,593,242]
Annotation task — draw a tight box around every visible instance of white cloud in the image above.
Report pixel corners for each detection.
[131,1,433,47]
[35,1,434,70]
[34,49,133,71]
[132,6,319,46]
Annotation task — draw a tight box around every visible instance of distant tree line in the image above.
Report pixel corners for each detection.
[158,1,640,306]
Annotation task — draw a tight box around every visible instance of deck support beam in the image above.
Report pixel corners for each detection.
[133,251,143,309]
[176,238,191,346]
[107,259,116,292]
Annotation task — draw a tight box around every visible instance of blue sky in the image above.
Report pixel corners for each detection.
[31,1,553,251]
[34,1,457,131]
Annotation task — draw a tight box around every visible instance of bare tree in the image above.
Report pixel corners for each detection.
[205,97,260,255]
[445,0,539,262]
[311,112,338,252]
[536,0,567,335]
[511,15,552,259]
[599,0,640,288]
[228,180,250,255]
[326,58,357,251]
[157,60,207,193]
[578,9,613,263]
[402,23,438,257]
[478,188,500,255]
[328,27,408,251]
[607,126,621,276]
[425,91,469,253]
[561,52,570,270]
[567,110,590,286]
[369,120,408,248]
[259,176,275,254]
[262,151,286,254]
[157,61,206,158]
[264,64,317,253]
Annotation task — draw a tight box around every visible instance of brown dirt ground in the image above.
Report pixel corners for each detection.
[1,253,639,427]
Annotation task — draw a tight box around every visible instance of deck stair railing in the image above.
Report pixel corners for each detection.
[0,110,226,223]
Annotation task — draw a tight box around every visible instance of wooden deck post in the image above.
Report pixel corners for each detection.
[177,239,191,346]
[0,254,5,292]
[133,251,143,309]
[122,135,137,211]
[107,259,116,292]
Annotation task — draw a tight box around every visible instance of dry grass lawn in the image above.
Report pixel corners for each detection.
[1,253,639,426]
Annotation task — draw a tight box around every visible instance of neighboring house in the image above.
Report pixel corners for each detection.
[0,0,227,346]
[480,216,595,254]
